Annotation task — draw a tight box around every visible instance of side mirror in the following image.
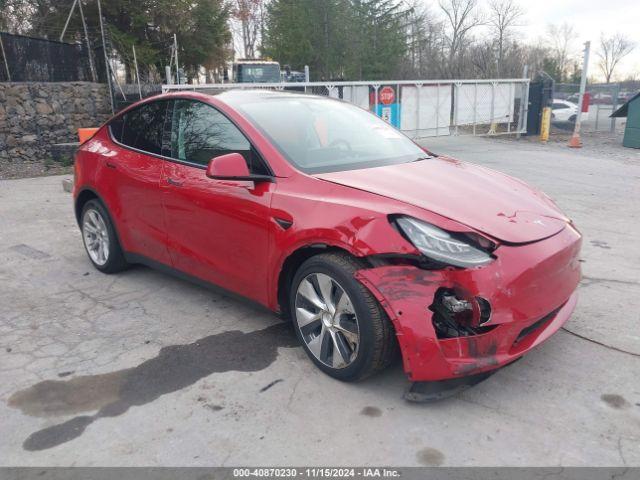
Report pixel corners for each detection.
[205,153,273,183]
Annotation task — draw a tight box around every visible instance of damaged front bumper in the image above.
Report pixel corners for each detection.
[355,225,582,382]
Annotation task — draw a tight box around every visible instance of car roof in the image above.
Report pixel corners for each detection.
[121,89,338,118]
[161,89,323,103]
[217,89,316,102]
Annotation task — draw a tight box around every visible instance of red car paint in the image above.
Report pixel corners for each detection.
[74,91,582,382]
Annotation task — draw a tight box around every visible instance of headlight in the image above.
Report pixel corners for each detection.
[394,216,494,268]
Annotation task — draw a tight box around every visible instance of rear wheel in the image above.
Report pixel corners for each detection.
[81,199,128,273]
[290,252,397,381]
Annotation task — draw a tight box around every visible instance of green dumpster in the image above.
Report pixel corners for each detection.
[611,92,640,149]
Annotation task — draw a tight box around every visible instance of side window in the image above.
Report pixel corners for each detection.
[552,102,568,110]
[112,101,169,155]
[170,99,269,174]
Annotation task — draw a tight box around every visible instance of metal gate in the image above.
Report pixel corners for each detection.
[162,79,529,140]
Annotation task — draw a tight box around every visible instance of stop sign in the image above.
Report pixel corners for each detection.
[379,86,395,105]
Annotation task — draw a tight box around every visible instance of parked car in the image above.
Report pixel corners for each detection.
[73,91,582,397]
[618,91,638,104]
[551,99,579,122]
[590,92,613,105]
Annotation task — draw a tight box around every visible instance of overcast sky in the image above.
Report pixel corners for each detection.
[426,0,640,81]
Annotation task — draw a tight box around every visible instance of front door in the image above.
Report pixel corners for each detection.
[160,99,274,305]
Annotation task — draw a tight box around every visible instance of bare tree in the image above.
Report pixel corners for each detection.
[231,0,265,59]
[438,0,484,77]
[546,22,575,82]
[488,0,524,76]
[401,0,445,78]
[597,33,635,83]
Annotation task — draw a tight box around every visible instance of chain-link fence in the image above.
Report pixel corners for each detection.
[0,32,95,82]
[554,83,621,134]
[163,79,529,139]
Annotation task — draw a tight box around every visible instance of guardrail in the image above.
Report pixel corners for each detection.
[163,79,530,139]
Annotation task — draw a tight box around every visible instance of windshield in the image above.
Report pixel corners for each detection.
[235,96,427,174]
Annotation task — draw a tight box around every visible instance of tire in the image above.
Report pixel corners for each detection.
[80,199,128,274]
[569,114,577,122]
[290,251,397,381]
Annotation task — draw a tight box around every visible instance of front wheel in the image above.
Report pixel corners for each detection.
[290,252,397,381]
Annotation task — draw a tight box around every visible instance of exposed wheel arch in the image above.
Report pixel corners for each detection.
[74,189,126,259]
[74,188,99,226]
[277,244,371,320]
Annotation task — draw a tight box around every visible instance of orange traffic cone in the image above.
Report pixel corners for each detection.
[568,132,582,148]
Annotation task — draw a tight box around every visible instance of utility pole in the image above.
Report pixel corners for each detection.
[59,0,78,41]
[97,0,115,113]
[569,41,590,148]
[132,45,142,99]
[78,0,97,82]
[173,34,179,84]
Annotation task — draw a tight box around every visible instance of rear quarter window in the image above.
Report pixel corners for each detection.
[109,101,170,155]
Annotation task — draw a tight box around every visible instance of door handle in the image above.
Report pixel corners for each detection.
[105,161,117,169]
[166,177,183,187]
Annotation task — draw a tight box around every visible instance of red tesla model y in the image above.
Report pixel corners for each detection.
[73,90,581,392]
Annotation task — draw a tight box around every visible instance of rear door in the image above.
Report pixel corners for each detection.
[105,100,171,264]
[160,99,274,305]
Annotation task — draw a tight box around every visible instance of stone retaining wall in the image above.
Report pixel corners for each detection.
[0,82,111,162]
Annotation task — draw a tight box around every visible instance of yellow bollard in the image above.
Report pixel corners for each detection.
[540,107,551,142]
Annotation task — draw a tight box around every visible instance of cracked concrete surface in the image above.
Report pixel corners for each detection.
[0,136,639,466]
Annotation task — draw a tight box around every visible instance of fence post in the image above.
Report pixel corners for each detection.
[473,82,477,135]
[132,45,142,99]
[373,84,380,118]
[507,82,513,134]
[173,34,179,84]
[97,0,114,113]
[488,81,496,134]
[78,0,97,82]
[610,83,619,133]
[435,84,440,136]
[59,0,78,42]
[454,82,460,136]
[396,82,401,130]
[416,83,422,139]
[0,34,11,82]
[522,80,530,134]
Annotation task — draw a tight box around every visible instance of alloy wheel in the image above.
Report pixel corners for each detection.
[295,273,360,369]
[82,208,110,266]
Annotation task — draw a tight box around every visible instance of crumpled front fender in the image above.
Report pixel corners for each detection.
[354,225,582,381]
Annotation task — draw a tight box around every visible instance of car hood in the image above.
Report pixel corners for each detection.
[314,157,569,244]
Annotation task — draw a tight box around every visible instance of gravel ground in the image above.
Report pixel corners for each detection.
[0,135,639,467]
[488,130,640,165]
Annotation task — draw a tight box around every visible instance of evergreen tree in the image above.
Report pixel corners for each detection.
[0,0,231,80]
[262,0,408,81]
